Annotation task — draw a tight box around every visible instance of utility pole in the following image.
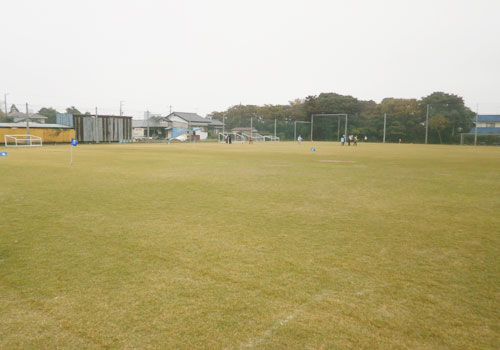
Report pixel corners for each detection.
[3,93,8,118]
[383,113,387,143]
[146,110,150,142]
[250,117,253,140]
[344,114,348,139]
[25,103,30,137]
[120,101,124,116]
[425,104,430,144]
[95,107,99,143]
[310,115,314,141]
[169,105,172,114]
[474,104,479,146]
[274,118,277,138]
[222,115,225,139]
[337,118,340,140]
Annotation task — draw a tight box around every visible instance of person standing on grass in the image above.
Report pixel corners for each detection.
[249,136,253,144]
[298,135,303,145]
[354,135,358,146]
[229,134,232,144]
[341,135,345,146]
[364,135,368,142]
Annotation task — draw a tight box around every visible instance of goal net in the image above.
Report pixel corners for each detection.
[460,133,500,146]
[4,134,43,147]
[312,114,346,141]
[294,121,311,141]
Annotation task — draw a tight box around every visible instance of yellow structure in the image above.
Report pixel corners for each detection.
[0,126,75,143]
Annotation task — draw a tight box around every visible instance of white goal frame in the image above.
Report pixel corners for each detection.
[263,135,280,142]
[4,134,43,147]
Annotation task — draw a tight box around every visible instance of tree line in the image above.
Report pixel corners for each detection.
[210,92,475,144]
[0,106,81,123]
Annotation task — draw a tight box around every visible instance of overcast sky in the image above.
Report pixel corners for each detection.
[2,0,500,117]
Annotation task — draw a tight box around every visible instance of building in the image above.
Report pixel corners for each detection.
[131,112,224,140]
[9,112,48,124]
[132,118,170,139]
[57,114,132,142]
[0,122,75,143]
[165,112,212,138]
[469,115,500,135]
[206,118,224,135]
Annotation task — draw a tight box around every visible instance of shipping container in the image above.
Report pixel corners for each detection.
[57,114,132,142]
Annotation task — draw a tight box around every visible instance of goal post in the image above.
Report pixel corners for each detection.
[311,114,348,142]
[294,121,311,141]
[4,134,43,147]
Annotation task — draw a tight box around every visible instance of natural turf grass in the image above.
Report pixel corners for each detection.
[0,142,499,349]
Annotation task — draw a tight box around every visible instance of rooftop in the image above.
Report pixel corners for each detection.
[167,112,210,123]
[469,127,500,135]
[476,115,500,122]
[0,122,72,129]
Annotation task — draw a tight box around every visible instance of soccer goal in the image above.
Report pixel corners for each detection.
[311,114,348,142]
[263,135,280,142]
[460,133,500,146]
[4,134,43,147]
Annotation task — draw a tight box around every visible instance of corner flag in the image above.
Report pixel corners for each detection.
[71,138,78,146]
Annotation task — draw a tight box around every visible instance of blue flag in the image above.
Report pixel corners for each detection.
[71,138,78,146]
[0,152,7,156]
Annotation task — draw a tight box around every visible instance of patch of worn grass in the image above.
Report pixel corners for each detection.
[1,142,499,349]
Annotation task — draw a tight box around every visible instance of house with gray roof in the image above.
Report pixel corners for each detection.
[165,112,222,138]
[10,111,48,123]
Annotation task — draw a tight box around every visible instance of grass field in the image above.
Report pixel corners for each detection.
[1,142,499,349]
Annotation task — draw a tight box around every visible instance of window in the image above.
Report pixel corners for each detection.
[486,122,495,128]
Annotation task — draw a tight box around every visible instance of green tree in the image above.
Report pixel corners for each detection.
[66,106,81,114]
[421,92,474,143]
[38,107,59,124]
[373,98,421,142]
[429,114,449,144]
[0,107,9,122]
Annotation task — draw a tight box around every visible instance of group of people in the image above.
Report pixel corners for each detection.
[224,134,232,144]
[340,134,365,146]
[297,134,368,146]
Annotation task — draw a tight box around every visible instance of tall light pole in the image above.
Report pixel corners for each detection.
[146,110,150,142]
[383,113,387,143]
[120,101,124,116]
[474,104,479,146]
[95,107,99,143]
[4,93,8,117]
[25,103,30,137]
[425,104,430,144]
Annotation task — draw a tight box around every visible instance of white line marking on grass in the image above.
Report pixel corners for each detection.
[238,290,334,350]
[319,159,356,163]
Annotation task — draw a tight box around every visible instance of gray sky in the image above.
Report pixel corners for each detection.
[3,0,500,117]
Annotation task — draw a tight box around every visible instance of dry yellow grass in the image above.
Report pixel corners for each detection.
[1,142,499,349]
